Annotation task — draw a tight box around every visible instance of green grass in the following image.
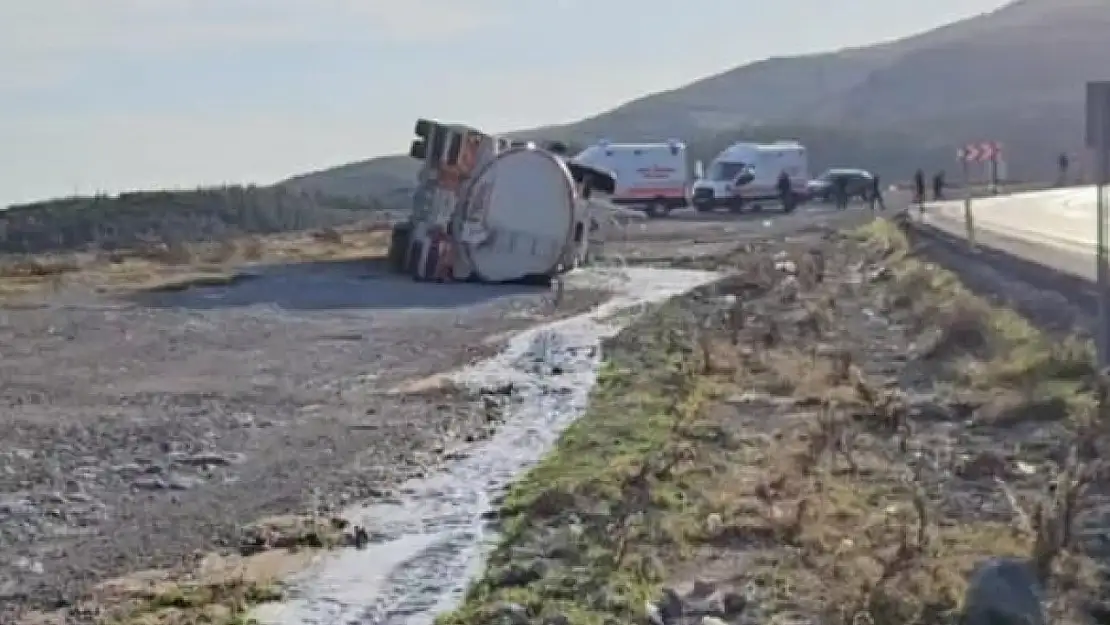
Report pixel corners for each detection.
[855,219,1095,403]
[437,302,714,625]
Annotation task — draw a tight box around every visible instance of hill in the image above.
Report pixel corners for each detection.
[0,186,381,255]
[280,155,418,208]
[287,0,1110,199]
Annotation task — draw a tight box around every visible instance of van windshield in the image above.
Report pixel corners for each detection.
[707,161,749,181]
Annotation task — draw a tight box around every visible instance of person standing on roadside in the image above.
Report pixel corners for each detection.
[833,174,849,210]
[776,170,795,213]
[869,173,885,211]
[913,169,925,205]
[932,171,945,201]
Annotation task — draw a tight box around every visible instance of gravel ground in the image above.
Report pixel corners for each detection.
[0,205,882,617]
[0,263,606,614]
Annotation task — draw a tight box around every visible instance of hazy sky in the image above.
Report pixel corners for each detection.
[1,0,1010,206]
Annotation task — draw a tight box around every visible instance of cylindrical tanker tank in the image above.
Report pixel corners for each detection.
[457,147,579,283]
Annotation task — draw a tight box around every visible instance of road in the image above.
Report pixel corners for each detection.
[917,186,1102,281]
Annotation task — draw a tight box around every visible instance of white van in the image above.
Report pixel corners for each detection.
[690,141,809,213]
[571,139,690,217]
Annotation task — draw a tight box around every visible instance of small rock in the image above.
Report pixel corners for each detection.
[690,579,716,598]
[131,477,168,491]
[495,602,529,625]
[961,557,1045,625]
[684,593,725,618]
[1085,599,1110,623]
[113,463,144,477]
[491,560,547,587]
[725,392,772,405]
[866,266,892,282]
[958,451,1010,480]
[43,492,67,505]
[364,486,392,498]
[0,496,38,516]
[71,467,99,481]
[701,617,728,625]
[543,615,570,625]
[166,475,205,490]
[178,452,238,468]
[658,587,684,621]
[485,382,515,396]
[907,399,953,422]
[721,590,747,616]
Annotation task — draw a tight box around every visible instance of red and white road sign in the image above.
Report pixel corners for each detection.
[957,141,1002,162]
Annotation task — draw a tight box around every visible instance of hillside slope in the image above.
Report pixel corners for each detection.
[284,0,1109,198]
[280,155,418,207]
[0,187,378,255]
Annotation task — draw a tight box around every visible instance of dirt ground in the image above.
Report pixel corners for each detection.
[441,218,1109,625]
[0,204,878,623]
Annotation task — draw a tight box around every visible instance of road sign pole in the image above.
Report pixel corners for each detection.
[1097,147,1109,368]
[989,151,999,195]
[1088,81,1110,368]
[963,158,975,249]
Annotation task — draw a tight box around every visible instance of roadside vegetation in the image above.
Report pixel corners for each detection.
[438,218,1107,625]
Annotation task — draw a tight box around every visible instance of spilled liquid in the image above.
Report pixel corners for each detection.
[254,267,718,625]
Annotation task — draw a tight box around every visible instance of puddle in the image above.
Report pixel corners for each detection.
[252,266,718,625]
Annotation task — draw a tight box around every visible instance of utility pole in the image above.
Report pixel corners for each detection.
[1086,81,1110,367]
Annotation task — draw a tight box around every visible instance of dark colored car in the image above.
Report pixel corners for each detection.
[805,169,875,202]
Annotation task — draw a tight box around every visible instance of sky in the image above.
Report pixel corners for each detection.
[0,0,1011,206]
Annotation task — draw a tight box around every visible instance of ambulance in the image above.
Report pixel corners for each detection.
[571,139,690,217]
[690,141,809,213]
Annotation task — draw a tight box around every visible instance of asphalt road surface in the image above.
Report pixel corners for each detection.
[918,187,1100,281]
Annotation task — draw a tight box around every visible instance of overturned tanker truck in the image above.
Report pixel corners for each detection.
[386,119,617,283]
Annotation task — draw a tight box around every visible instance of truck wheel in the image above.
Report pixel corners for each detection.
[646,201,671,218]
[407,240,424,280]
[423,241,441,282]
[388,224,411,273]
[750,203,763,213]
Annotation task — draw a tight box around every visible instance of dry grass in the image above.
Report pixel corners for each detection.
[438,218,1105,625]
[0,222,392,300]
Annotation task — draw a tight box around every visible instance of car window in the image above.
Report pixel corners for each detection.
[708,161,749,181]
